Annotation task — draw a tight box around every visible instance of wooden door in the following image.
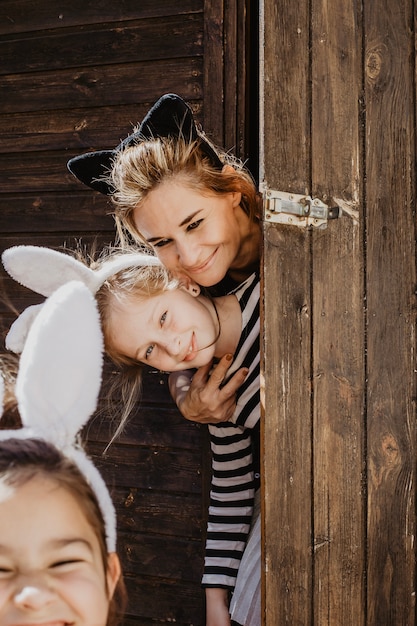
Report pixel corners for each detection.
[261,0,416,624]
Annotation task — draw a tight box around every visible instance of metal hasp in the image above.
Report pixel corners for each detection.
[262,186,341,229]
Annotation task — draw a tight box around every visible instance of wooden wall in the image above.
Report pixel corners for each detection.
[261,0,416,624]
[0,2,254,624]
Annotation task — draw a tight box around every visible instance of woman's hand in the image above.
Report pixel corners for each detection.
[168,354,248,424]
[205,588,231,626]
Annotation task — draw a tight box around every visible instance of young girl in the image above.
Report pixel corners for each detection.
[0,279,126,626]
[93,256,260,626]
[67,93,261,427]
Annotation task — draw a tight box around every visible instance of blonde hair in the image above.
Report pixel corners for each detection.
[95,263,179,441]
[109,136,259,246]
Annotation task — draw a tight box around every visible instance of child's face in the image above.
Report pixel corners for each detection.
[0,475,120,626]
[133,178,243,287]
[109,287,220,371]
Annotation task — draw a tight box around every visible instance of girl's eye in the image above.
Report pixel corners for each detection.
[50,559,84,569]
[153,238,170,248]
[145,344,155,359]
[186,219,203,232]
[160,311,167,325]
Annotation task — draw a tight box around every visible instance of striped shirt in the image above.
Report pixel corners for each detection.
[202,272,260,590]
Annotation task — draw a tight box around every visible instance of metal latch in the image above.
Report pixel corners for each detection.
[262,187,341,229]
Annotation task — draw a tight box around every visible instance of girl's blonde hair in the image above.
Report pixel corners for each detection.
[109,136,259,246]
[95,262,179,442]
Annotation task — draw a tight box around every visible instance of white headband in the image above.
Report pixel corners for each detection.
[0,280,117,552]
[2,245,162,354]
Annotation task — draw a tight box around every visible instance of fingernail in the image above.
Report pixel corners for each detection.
[242,368,249,376]
[226,354,233,361]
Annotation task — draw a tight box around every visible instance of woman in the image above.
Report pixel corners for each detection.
[68,94,262,626]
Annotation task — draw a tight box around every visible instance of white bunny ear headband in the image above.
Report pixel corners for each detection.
[0,280,117,552]
[2,245,162,354]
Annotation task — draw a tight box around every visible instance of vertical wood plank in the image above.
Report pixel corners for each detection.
[310,0,365,624]
[203,0,225,145]
[261,2,312,623]
[364,0,416,623]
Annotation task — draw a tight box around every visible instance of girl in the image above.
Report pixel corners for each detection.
[0,279,126,626]
[67,93,262,426]
[94,256,260,626]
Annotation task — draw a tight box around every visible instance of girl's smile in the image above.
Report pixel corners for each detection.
[108,287,221,371]
[107,284,241,372]
[0,476,120,626]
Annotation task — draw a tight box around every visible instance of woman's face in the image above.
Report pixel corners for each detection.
[133,179,243,287]
[108,287,220,372]
[0,475,120,626]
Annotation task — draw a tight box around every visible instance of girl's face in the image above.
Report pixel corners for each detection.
[0,475,120,626]
[109,287,219,371]
[133,178,243,287]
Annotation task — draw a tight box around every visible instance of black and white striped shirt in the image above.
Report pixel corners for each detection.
[202,272,260,590]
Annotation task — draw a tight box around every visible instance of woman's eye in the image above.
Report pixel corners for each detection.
[187,219,203,232]
[160,311,167,325]
[146,344,155,359]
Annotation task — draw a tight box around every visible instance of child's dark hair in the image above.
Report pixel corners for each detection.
[0,437,127,625]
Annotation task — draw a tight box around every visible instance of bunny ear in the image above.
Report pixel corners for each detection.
[2,246,97,297]
[15,281,103,446]
[6,303,45,355]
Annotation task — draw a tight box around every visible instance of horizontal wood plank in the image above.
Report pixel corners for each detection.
[0,59,203,114]
[0,0,202,35]
[124,575,204,624]
[0,102,204,154]
[89,441,202,494]
[110,487,202,539]
[0,15,203,76]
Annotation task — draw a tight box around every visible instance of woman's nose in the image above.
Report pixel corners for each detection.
[176,241,199,268]
[14,582,55,610]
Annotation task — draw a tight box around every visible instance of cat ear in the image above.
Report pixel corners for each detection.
[15,281,103,445]
[67,93,223,195]
[2,246,97,297]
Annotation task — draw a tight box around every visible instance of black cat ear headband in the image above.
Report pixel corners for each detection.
[67,93,223,195]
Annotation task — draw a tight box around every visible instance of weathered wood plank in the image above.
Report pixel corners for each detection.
[310,0,365,623]
[109,487,202,539]
[89,441,202,494]
[262,2,312,623]
[364,0,416,623]
[0,193,114,233]
[0,102,204,154]
[117,532,203,582]
[0,0,202,35]
[124,575,204,625]
[203,0,224,146]
[0,59,203,114]
[0,15,203,76]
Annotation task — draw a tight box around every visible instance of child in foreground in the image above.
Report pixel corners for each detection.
[0,280,126,626]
